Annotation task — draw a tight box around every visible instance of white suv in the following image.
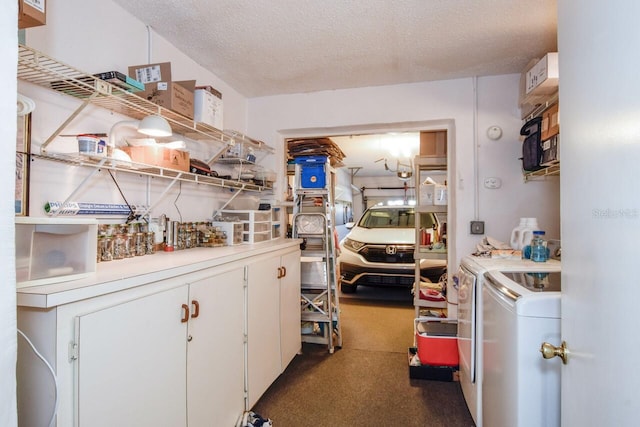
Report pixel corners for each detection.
[338,205,446,293]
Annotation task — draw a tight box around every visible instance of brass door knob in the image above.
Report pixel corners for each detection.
[540,341,569,364]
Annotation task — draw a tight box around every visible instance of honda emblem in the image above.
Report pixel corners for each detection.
[385,245,397,255]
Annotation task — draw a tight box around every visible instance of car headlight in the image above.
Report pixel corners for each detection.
[343,238,365,252]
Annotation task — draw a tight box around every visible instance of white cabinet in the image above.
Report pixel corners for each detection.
[18,266,246,427]
[74,267,246,427]
[16,243,301,426]
[18,277,193,427]
[246,248,301,408]
[75,286,189,427]
[279,249,302,370]
[186,267,245,426]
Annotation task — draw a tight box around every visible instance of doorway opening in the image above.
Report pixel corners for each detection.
[281,119,454,308]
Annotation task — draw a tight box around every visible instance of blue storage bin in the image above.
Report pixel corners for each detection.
[295,156,327,188]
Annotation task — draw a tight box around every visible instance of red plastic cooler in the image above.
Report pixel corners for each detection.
[414,318,459,367]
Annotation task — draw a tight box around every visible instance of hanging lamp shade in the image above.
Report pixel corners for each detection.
[137,115,172,137]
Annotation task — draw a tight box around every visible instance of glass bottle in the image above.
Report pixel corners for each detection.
[113,233,126,260]
[99,236,113,262]
[146,231,156,254]
[530,231,548,262]
[135,232,146,256]
[125,233,135,258]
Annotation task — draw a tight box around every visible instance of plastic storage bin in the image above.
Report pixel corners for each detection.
[294,156,328,188]
[219,210,272,243]
[15,217,98,288]
[210,221,244,245]
[414,318,459,367]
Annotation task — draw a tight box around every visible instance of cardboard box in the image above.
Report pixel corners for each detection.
[121,146,190,172]
[525,53,559,96]
[19,0,46,29]
[541,134,560,167]
[419,131,447,157]
[520,53,559,112]
[541,103,559,141]
[128,62,195,118]
[194,86,223,129]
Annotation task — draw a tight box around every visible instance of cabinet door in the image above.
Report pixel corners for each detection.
[187,267,245,427]
[280,250,301,371]
[247,256,281,408]
[75,285,189,427]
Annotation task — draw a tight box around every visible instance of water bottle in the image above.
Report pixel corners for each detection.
[530,231,548,262]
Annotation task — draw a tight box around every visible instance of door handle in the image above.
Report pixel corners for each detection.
[281,266,286,278]
[277,267,284,278]
[181,304,189,323]
[191,300,200,318]
[540,341,569,364]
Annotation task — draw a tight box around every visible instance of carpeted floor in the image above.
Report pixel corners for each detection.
[251,296,475,426]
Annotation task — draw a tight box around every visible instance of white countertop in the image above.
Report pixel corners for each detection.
[17,238,302,309]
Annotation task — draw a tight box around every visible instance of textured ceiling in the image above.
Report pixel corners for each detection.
[113,0,557,98]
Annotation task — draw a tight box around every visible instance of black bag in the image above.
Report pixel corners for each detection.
[520,117,543,172]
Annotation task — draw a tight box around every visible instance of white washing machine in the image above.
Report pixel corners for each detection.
[482,270,562,427]
[456,256,561,427]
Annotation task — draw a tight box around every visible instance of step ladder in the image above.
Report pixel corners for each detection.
[292,156,342,353]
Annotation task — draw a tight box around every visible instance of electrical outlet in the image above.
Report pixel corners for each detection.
[470,221,485,235]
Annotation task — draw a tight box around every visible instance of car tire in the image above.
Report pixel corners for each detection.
[341,283,357,294]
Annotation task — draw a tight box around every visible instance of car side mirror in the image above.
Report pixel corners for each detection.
[345,222,355,230]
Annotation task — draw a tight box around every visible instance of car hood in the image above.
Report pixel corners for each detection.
[343,227,415,245]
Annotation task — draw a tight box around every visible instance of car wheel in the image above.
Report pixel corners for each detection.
[341,283,357,294]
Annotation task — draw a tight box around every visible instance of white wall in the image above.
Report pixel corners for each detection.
[1,2,18,426]
[476,75,560,241]
[248,75,560,267]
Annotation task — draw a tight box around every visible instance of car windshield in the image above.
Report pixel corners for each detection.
[357,207,432,229]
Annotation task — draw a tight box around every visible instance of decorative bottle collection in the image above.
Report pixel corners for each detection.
[97,221,228,262]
